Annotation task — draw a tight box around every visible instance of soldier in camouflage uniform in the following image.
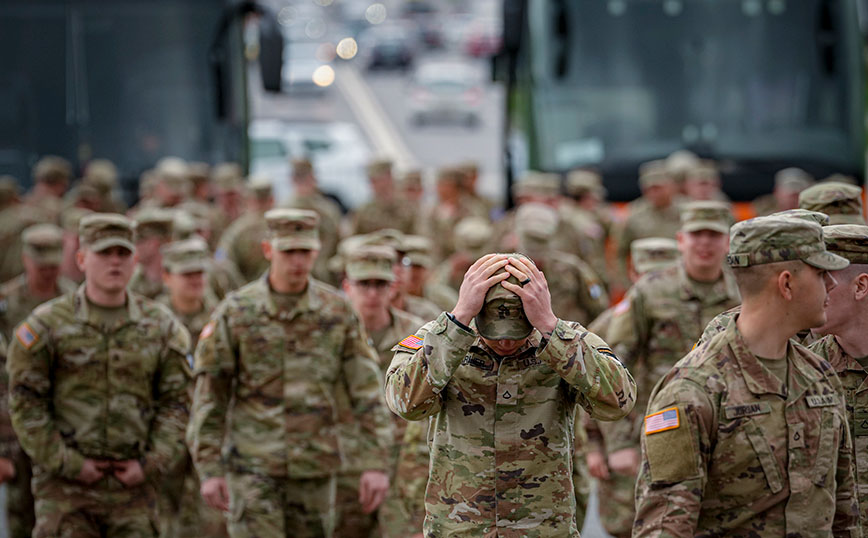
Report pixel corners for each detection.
[431,216,492,293]
[351,159,417,236]
[60,208,93,284]
[561,170,611,287]
[419,166,489,262]
[24,155,70,224]
[634,216,859,536]
[602,201,740,529]
[129,208,175,299]
[385,253,636,537]
[215,177,275,283]
[341,244,425,538]
[396,234,458,313]
[0,178,53,283]
[752,167,814,217]
[0,334,30,538]
[799,181,866,225]
[210,163,246,251]
[456,160,496,219]
[6,213,191,538]
[188,209,393,538]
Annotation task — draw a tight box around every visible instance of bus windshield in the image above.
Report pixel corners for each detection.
[0,0,246,189]
[525,0,863,182]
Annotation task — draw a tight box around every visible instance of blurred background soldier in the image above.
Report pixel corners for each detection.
[59,208,93,285]
[129,208,175,299]
[210,163,246,248]
[562,169,611,287]
[352,159,417,235]
[150,157,192,209]
[187,162,212,205]
[397,169,424,206]
[0,176,51,283]
[81,159,128,213]
[396,234,457,312]
[432,216,492,293]
[799,181,866,225]
[457,160,496,219]
[752,167,814,216]
[215,176,275,283]
[24,155,70,224]
[420,165,488,262]
[683,160,729,202]
[664,149,701,197]
[0,334,29,538]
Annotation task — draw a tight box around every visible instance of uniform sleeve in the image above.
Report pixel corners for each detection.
[633,377,715,538]
[832,383,860,536]
[538,320,636,421]
[576,264,608,323]
[6,317,86,479]
[187,308,235,481]
[0,335,19,459]
[142,317,192,478]
[614,218,636,289]
[384,313,476,421]
[340,309,394,473]
[572,410,591,527]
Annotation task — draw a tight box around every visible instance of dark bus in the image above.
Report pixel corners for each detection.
[496,0,866,201]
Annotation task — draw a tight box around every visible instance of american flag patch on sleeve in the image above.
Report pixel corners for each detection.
[645,407,680,435]
[15,323,39,350]
[398,335,423,350]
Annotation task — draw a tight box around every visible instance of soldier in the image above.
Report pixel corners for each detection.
[0,177,52,283]
[129,208,175,299]
[210,163,246,249]
[456,160,496,218]
[752,167,815,216]
[59,208,94,284]
[0,333,30,538]
[420,166,489,262]
[351,159,417,235]
[806,224,868,533]
[398,169,424,205]
[188,208,393,538]
[385,253,636,536]
[25,155,71,224]
[152,157,192,209]
[282,158,343,284]
[187,162,213,203]
[664,149,700,196]
[215,177,275,283]
[683,160,729,202]
[799,181,866,225]
[341,244,425,538]
[6,213,191,537]
[584,237,679,538]
[634,216,859,536]
[81,159,128,213]
[396,234,458,313]
[602,201,740,526]
[562,169,610,286]
[432,216,493,293]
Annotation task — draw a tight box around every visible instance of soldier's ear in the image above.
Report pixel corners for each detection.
[75,249,86,272]
[262,240,273,261]
[854,272,868,301]
[777,269,794,301]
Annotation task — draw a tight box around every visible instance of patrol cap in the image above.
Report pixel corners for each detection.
[156,157,191,193]
[345,244,397,282]
[399,169,423,187]
[21,224,64,265]
[247,175,274,200]
[83,159,119,193]
[770,208,830,227]
[516,203,558,243]
[512,171,561,198]
[366,228,404,251]
[680,201,733,234]
[631,237,679,274]
[638,160,671,189]
[664,150,700,179]
[161,237,210,274]
[820,173,858,185]
[79,213,136,253]
[265,208,320,251]
[399,235,434,268]
[565,169,605,198]
[33,155,72,184]
[213,163,244,191]
[798,182,865,225]
[62,207,94,233]
[134,208,175,241]
[454,217,492,254]
[687,160,720,181]
[292,158,314,178]
[475,253,534,341]
[0,176,21,205]
[822,225,868,264]
[187,162,211,187]
[774,168,813,192]
[727,216,849,270]
[367,158,393,178]
[437,166,463,184]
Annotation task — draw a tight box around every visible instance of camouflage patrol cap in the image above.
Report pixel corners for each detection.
[512,171,561,198]
[134,208,175,240]
[399,169,423,187]
[79,213,136,253]
[680,200,733,234]
[770,208,830,227]
[798,182,865,225]
[820,173,858,185]
[664,150,700,179]
[516,203,558,244]
[366,228,404,251]
[62,207,94,232]
[21,224,64,265]
[33,155,72,184]
[265,208,320,251]
[83,159,119,193]
[631,237,679,274]
[212,163,244,191]
[0,176,20,205]
[367,159,393,178]
[399,235,434,268]
[727,216,848,270]
[156,157,191,193]
[292,158,314,177]
[565,169,606,198]
[187,162,210,187]
[475,253,534,340]
[775,168,813,192]
[454,217,492,254]
[437,166,463,184]
[247,175,274,199]
[822,225,868,264]
[639,160,671,188]
[687,160,720,181]
[161,237,210,274]
[346,244,397,282]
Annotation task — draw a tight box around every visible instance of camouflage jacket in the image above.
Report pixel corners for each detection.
[614,201,682,286]
[536,250,608,326]
[0,273,77,340]
[187,275,393,481]
[634,319,859,537]
[351,198,417,236]
[6,285,191,480]
[811,335,868,535]
[215,212,269,283]
[156,290,220,352]
[0,335,17,459]
[128,265,166,299]
[602,263,740,453]
[399,294,442,324]
[384,313,636,537]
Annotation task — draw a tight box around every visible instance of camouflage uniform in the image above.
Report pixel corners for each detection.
[0,204,53,283]
[216,212,270,283]
[129,208,176,299]
[392,419,430,536]
[188,209,393,538]
[352,199,417,236]
[420,167,489,262]
[398,234,459,312]
[799,181,866,225]
[384,254,636,537]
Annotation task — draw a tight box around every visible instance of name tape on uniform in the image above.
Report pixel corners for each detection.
[398,334,423,350]
[645,407,680,435]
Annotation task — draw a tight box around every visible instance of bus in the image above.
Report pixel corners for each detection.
[495,0,866,201]
[0,0,283,200]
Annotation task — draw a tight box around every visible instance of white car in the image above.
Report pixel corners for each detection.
[408,59,484,127]
[248,119,372,210]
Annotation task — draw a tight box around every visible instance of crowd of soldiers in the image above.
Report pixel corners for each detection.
[0,149,865,537]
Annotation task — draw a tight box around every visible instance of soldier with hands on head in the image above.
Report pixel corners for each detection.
[634,216,859,536]
[385,253,636,537]
[188,208,393,538]
[6,213,192,537]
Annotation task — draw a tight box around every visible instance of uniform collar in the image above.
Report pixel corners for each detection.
[255,272,321,319]
[73,283,142,325]
[678,264,739,303]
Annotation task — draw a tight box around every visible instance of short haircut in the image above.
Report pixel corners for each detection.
[732,260,803,297]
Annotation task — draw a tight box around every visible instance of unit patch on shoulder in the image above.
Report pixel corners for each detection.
[199,321,215,341]
[15,323,39,350]
[645,407,680,435]
[398,334,423,350]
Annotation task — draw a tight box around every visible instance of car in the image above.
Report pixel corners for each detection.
[282,40,333,95]
[248,119,372,210]
[408,59,484,127]
[360,23,416,71]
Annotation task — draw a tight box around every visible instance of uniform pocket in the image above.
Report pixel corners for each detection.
[812,410,840,487]
[744,420,784,494]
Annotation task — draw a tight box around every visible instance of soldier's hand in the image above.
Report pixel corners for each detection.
[201,477,230,512]
[452,254,510,326]
[0,457,15,483]
[501,257,558,335]
[113,459,145,487]
[586,450,609,480]
[359,470,389,514]
[608,448,640,476]
[77,458,109,485]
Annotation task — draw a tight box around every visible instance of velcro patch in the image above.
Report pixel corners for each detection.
[596,346,620,363]
[806,394,838,408]
[398,334,423,350]
[199,321,215,341]
[645,407,680,435]
[15,323,39,350]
